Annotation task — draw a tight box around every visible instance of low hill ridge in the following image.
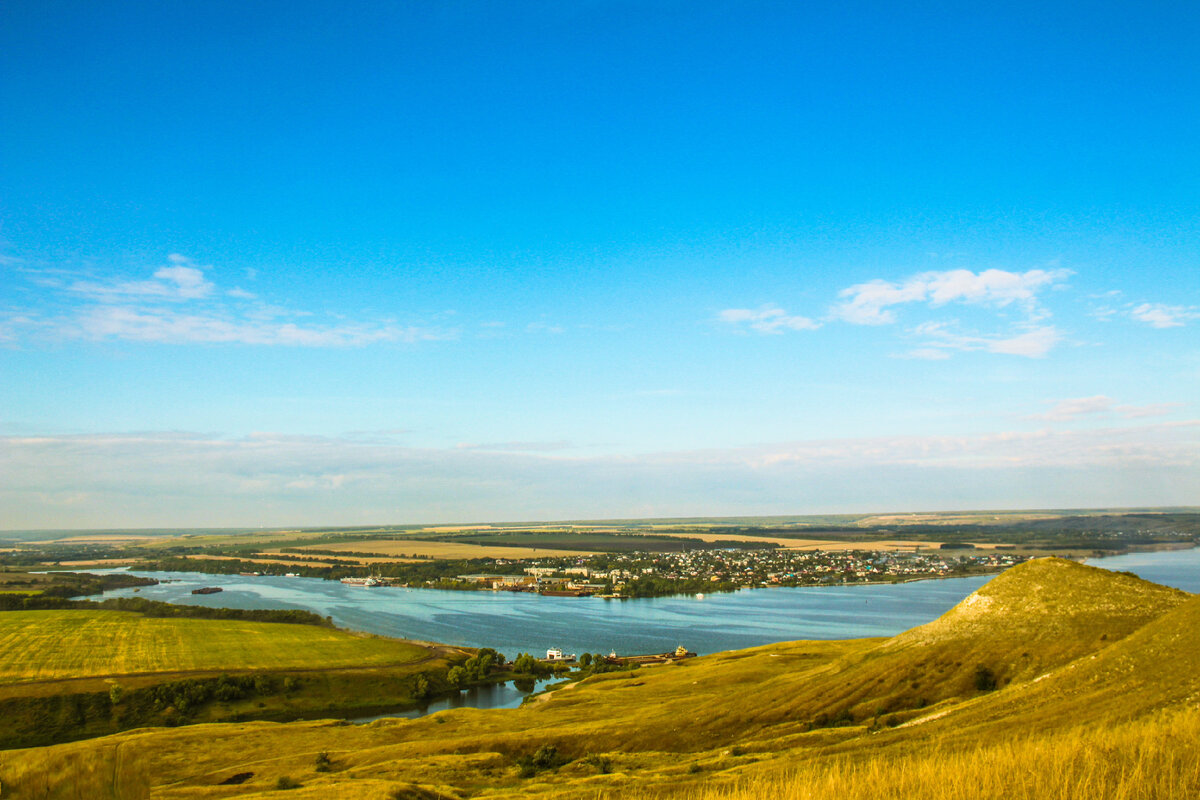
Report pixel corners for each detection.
[890,557,1188,650]
[720,558,1191,730]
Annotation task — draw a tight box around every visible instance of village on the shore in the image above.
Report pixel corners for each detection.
[443,547,1030,597]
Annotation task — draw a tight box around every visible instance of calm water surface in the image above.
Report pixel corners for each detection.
[1086,547,1200,593]
[92,548,1197,660]
[97,570,993,658]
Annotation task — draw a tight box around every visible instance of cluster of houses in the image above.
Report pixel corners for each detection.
[543,645,696,666]
[456,565,636,595]
[459,548,1028,595]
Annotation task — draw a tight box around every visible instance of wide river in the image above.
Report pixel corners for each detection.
[91,548,1199,660]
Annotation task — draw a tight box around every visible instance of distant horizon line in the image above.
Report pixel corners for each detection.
[5,505,1198,536]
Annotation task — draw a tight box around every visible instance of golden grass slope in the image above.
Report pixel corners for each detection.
[626,706,1200,800]
[0,610,430,685]
[2,558,1196,800]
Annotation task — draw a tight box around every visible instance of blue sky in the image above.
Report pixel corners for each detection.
[2,1,1197,528]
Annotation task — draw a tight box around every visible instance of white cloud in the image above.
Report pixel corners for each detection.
[9,255,456,348]
[69,255,215,301]
[910,321,1061,359]
[717,268,1068,355]
[986,326,1061,357]
[831,268,1071,325]
[455,441,575,452]
[71,305,451,347]
[1031,396,1182,422]
[717,305,820,334]
[1130,303,1199,329]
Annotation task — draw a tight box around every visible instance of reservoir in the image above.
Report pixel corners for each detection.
[91,547,1198,660]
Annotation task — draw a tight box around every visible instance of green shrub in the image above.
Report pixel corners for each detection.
[975,665,998,692]
[516,744,566,778]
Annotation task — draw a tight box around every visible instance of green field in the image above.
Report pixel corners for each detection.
[0,610,430,684]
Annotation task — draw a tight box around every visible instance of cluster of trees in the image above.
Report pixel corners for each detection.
[137,673,296,715]
[1,672,303,749]
[103,596,333,626]
[622,576,738,598]
[142,555,529,585]
[0,593,333,627]
[577,653,632,675]
[446,647,503,689]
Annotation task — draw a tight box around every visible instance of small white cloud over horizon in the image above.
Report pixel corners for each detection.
[719,268,1070,358]
[70,305,451,346]
[1130,303,1199,329]
[69,255,215,301]
[831,268,1071,325]
[9,255,457,348]
[1030,396,1183,422]
[717,305,820,334]
[909,321,1061,359]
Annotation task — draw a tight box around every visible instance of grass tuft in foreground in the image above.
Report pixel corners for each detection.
[634,707,1200,800]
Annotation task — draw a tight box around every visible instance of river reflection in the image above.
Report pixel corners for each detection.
[351,678,560,723]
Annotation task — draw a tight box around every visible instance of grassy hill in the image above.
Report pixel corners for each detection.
[1,558,1196,799]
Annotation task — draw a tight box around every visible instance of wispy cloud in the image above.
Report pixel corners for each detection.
[718,268,1071,358]
[831,268,1071,325]
[1130,302,1199,329]
[717,305,820,334]
[68,254,215,301]
[69,305,449,346]
[455,441,576,452]
[526,322,565,335]
[905,321,1061,359]
[8,255,456,348]
[1029,396,1183,422]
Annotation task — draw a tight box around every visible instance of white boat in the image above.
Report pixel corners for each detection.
[340,576,381,587]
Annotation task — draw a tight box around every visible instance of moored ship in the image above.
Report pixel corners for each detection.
[340,576,383,587]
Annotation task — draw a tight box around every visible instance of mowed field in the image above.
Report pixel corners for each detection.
[286,540,598,559]
[0,610,431,684]
[651,532,959,551]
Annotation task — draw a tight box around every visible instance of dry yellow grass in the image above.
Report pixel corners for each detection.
[630,707,1200,800]
[288,540,598,559]
[651,532,953,550]
[187,553,402,567]
[854,512,1063,526]
[28,535,162,544]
